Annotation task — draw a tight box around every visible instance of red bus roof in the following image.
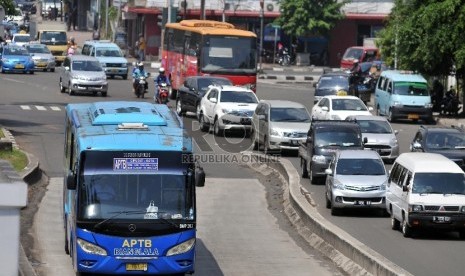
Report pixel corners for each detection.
[165,20,257,37]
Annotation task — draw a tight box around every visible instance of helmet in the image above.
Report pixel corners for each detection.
[70,37,75,43]
[353,59,359,65]
[137,62,144,68]
[159,67,165,74]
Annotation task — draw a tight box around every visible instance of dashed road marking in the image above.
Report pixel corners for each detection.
[19,105,62,111]
[20,105,32,110]
[50,106,61,111]
[35,105,47,111]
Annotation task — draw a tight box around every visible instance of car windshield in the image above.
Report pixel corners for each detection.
[270,107,311,122]
[315,128,362,147]
[220,90,258,103]
[4,47,28,55]
[72,60,103,71]
[331,99,368,111]
[412,173,465,194]
[318,75,348,89]
[394,81,429,96]
[343,48,363,60]
[336,158,386,175]
[425,132,465,149]
[95,47,123,57]
[358,120,392,134]
[197,78,232,92]
[26,46,50,54]
[13,35,30,42]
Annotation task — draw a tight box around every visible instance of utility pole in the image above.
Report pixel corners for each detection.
[105,0,109,38]
[200,0,205,19]
[259,0,264,72]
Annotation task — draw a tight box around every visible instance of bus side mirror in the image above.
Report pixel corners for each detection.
[195,166,205,187]
[66,171,76,190]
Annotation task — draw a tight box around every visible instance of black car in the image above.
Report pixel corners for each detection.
[313,72,349,104]
[175,76,232,117]
[410,125,465,171]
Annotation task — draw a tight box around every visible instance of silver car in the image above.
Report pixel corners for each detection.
[25,44,56,72]
[251,100,311,153]
[346,115,399,163]
[325,149,388,216]
[59,55,108,96]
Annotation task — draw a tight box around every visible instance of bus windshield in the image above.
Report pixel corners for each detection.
[201,36,256,74]
[78,173,192,221]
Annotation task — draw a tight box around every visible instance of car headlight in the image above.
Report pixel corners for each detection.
[379,183,386,191]
[391,137,398,146]
[461,206,465,213]
[221,108,231,114]
[425,103,433,108]
[331,114,341,120]
[121,63,128,68]
[312,155,326,163]
[2,58,9,63]
[333,179,345,190]
[393,101,403,107]
[166,238,195,256]
[100,62,106,67]
[77,238,107,256]
[270,128,282,137]
[408,204,423,212]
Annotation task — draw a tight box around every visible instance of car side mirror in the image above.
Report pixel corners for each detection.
[325,168,333,175]
[402,185,409,192]
[306,136,313,144]
[66,171,76,190]
[147,72,151,77]
[195,166,205,187]
[411,141,422,150]
[64,66,70,71]
[258,114,266,121]
[368,107,374,111]
[313,83,317,88]
[394,130,399,135]
[210,98,217,103]
[363,137,368,144]
[321,106,329,111]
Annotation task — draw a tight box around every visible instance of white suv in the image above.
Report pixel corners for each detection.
[198,85,259,136]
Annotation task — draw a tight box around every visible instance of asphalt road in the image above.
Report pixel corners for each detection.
[0,69,342,275]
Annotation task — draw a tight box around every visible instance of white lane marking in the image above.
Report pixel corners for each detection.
[35,105,47,111]
[20,105,32,110]
[50,106,61,111]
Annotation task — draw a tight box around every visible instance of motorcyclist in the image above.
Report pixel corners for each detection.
[154,67,171,100]
[132,62,149,94]
[349,59,362,97]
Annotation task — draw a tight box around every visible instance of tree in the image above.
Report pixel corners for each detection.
[275,0,348,37]
[0,0,16,15]
[377,0,465,114]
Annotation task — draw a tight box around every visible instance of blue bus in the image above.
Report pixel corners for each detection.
[62,101,205,275]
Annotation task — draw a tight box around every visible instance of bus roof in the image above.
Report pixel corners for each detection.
[66,101,192,152]
[380,70,427,83]
[165,20,257,37]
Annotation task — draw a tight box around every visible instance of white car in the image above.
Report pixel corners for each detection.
[198,85,259,136]
[311,95,373,120]
[6,8,25,27]
[11,34,31,47]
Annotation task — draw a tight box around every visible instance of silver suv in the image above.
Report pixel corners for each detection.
[59,55,108,96]
[325,149,388,216]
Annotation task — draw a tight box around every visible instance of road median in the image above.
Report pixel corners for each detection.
[241,151,412,276]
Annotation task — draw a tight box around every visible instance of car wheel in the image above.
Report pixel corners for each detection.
[122,74,128,80]
[387,109,395,122]
[375,105,382,116]
[263,136,270,154]
[64,218,69,255]
[1,67,5,74]
[176,98,185,116]
[59,78,66,93]
[43,68,47,72]
[325,189,331,209]
[101,92,107,97]
[459,230,465,240]
[199,113,209,132]
[196,103,202,120]
[68,82,74,95]
[330,198,339,216]
[250,130,258,150]
[51,68,55,72]
[110,75,115,79]
[300,159,308,178]
[213,118,223,136]
[401,216,412,237]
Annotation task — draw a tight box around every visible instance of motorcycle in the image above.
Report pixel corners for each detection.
[155,82,170,104]
[276,47,291,66]
[441,93,460,116]
[135,74,149,98]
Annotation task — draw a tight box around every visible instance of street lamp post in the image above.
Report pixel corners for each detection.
[259,0,264,72]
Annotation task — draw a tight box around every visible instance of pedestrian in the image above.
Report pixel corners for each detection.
[138,34,146,61]
[70,5,78,31]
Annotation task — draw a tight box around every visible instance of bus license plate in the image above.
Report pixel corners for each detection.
[433,216,451,223]
[354,200,371,206]
[126,263,148,271]
[408,114,419,120]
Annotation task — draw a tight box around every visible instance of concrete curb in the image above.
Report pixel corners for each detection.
[241,151,413,276]
[1,128,39,276]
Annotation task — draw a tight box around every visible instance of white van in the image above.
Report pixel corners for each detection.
[386,152,465,238]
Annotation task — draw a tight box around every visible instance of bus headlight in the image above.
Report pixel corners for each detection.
[166,238,195,256]
[77,238,107,256]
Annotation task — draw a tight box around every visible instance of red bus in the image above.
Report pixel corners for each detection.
[162,20,257,95]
